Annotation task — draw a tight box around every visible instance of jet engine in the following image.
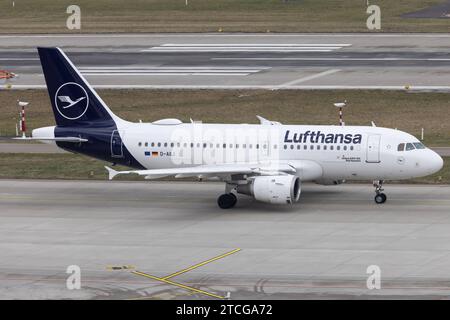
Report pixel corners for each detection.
[237,175,301,204]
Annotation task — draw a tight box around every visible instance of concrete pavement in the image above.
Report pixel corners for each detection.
[1,180,450,299]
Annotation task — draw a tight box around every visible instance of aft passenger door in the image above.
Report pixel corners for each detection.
[111,130,124,158]
[366,134,381,163]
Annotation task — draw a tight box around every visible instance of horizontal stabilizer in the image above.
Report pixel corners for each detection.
[105,166,120,180]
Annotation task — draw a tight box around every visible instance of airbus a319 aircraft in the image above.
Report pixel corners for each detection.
[29,48,443,209]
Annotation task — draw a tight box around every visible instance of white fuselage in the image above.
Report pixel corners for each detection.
[114,121,443,182]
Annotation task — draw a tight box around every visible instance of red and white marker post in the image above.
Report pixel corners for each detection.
[17,101,29,138]
[334,101,347,126]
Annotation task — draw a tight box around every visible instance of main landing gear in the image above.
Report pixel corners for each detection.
[217,193,237,209]
[373,180,387,204]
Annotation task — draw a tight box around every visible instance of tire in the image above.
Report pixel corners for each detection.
[217,193,237,209]
[374,193,387,204]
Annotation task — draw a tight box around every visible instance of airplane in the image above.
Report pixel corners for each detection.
[0,69,16,80]
[29,47,443,209]
[0,69,17,86]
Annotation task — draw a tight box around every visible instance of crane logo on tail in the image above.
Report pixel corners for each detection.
[55,82,89,120]
[58,96,86,109]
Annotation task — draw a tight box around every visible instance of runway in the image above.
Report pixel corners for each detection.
[2,179,450,299]
[1,33,450,90]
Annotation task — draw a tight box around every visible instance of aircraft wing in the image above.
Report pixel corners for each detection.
[12,137,88,142]
[105,162,297,180]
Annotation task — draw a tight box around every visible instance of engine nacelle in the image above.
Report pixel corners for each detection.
[237,175,301,204]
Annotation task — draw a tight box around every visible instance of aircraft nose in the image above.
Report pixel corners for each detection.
[428,150,444,174]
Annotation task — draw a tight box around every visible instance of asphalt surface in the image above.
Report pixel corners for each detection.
[1,33,450,90]
[2,180,450,299]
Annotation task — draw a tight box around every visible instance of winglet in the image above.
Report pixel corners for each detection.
[105,166,119,180]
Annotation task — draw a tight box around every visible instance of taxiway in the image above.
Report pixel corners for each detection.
[1,180,450,299]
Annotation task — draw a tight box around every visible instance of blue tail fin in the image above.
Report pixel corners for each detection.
[37,47,118,127]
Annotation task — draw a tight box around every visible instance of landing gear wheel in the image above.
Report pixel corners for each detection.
[374,193,387,204]
[373,180,387,204]
[217,193,237,209]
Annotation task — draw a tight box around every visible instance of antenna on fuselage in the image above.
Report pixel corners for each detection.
[334,100,347,126]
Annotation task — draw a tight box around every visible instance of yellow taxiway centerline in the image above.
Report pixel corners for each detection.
[162,248,241,280]
[131,270,224,299]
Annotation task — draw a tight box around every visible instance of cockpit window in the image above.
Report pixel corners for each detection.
[405,143,415,151]
[413,142,425,149]
[397,143,405,151]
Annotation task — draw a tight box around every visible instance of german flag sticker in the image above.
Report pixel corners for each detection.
[145,151,159,157]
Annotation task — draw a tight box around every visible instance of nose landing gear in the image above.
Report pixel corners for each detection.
[373,180,387,204]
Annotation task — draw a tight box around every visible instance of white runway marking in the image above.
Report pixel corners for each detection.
[0,58,39,61]
[82,73,252,76]
[275,69,341,88]
[141,43,351,53]
[158,43,352,46]
[213,57,450,62]
[79,66,268,76]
